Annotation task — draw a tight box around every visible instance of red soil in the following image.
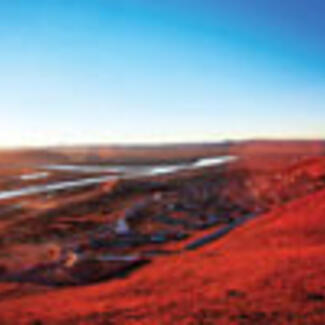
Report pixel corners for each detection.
[0,167,324,324]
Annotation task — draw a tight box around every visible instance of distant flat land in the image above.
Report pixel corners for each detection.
[0,140,324,167]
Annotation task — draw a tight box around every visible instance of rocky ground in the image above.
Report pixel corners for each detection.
[0,154,324,324]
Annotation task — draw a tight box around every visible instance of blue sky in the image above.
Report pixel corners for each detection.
[0,0,324,147]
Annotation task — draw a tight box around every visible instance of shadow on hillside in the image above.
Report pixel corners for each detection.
[0,259,150,287]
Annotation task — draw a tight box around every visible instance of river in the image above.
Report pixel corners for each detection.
[0,155,236,201]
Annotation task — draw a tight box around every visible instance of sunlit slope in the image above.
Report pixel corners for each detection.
[0,181,324,324]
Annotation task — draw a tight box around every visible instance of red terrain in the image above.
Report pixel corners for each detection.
[0,155,324,324]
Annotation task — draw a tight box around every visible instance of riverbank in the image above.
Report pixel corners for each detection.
[0,154,324,323]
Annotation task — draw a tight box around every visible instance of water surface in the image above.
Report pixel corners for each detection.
[0,156,237,201]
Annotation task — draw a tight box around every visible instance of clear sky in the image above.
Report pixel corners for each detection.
[1,0,324,147]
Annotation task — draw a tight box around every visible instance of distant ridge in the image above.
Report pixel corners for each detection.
[0,140,324,166]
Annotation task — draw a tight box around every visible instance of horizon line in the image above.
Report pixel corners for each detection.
[1,137,324,151]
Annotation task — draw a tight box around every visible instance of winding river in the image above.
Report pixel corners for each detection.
[0,156,236,201]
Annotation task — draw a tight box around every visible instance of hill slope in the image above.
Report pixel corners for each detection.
[0,184,324,324]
